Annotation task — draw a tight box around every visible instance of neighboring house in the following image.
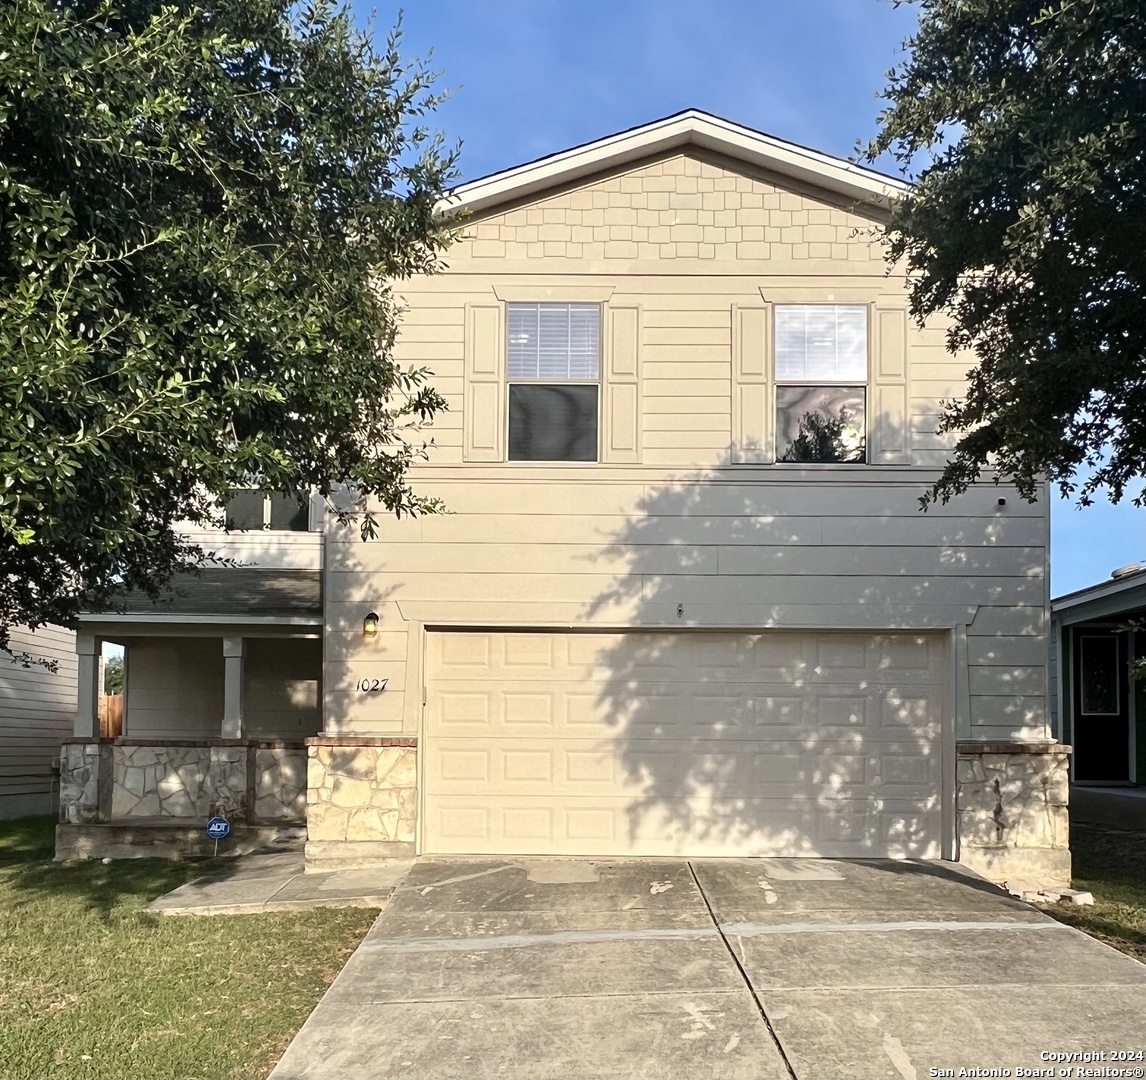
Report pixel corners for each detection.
[58,111,1067,885]
[1,624,76,818]
[1050,565,1145,787]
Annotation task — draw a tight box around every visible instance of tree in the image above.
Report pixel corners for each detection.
[103,654,124,695]
[0,0,457,655]
[867,0,1146,508]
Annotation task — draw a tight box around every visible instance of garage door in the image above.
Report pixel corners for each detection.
[423,631,946,858]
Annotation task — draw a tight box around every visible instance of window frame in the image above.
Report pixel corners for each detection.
[771,303,871,466]
[1078,633,1122,717]
[223,490,311,532]
[504,301,604,464]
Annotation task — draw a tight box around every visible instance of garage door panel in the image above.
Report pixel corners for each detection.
[426,737,941,800]
[503,634,556,668]
[424,631,945,857]
[424,794,943,858]
[428,683,940,740]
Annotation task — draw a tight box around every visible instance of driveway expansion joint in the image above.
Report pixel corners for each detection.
[687,860,800,1080]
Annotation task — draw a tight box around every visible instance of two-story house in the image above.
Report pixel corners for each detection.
[59,111,1067,885]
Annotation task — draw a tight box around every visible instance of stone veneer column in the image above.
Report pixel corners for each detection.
[59,741,111,823]
[305,736,417,870]
[956,742,1071,887]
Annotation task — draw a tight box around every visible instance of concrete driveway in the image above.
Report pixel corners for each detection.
[270,858,1146,1080]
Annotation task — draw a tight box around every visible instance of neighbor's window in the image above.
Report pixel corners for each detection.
[1079,635,1120,715]
[224,491,309,532]
[775,305,867,464]
[507,303,600,461]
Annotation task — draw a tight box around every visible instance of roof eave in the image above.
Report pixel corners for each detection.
[1051,573,1146,615]
[438,110,909,218]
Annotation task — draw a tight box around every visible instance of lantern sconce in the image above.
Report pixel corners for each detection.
[363,611,379,636]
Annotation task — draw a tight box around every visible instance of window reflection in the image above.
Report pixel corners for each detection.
[508,385,599,461]
[776,386,866,463]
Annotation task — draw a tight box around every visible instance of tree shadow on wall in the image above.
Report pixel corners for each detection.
[579,443,1042,860]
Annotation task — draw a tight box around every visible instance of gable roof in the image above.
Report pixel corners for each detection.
[446,109,910,217]
[1052,567,1146,624]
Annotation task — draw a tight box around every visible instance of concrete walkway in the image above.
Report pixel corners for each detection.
[269,857,1146,1080]
[145,853,412,916]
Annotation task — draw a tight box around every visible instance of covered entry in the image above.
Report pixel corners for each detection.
[422,630,947,858]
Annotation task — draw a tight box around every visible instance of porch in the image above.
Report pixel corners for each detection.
[57,568,324,858]
[56,737,309,859]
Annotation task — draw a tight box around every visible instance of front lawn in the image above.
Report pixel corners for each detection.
[1048,822,1146,963]
[0,817,377,1080]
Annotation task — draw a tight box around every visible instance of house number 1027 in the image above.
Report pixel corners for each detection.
[356,678,389,693]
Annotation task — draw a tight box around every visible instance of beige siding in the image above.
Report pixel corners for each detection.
[397,154,971,469]
[243,637,323,738]
[125,637,224,739]
[327,149,1048,749]
[327,474,1046,742]
[125,636,322,740]
[0,624,76,817]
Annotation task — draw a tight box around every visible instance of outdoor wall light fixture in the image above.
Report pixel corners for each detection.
[363,611,379,635]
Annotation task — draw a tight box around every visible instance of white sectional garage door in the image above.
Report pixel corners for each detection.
[423,631,946,858]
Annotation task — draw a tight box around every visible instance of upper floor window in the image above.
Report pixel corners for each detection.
[224,490,309,531]
[507,302,600,461]
[774,304,867,464]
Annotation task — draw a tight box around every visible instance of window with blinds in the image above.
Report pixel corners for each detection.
[507,303,600,461]
[774,305,868,464]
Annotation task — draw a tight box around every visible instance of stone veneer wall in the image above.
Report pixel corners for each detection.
[305,736,417,869]
[58,739,306,824]
[255,747,307,820]
[59,742,108,824]
[956,743,1071,887]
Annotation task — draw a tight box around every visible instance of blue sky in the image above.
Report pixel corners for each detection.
[359,0,1145,596]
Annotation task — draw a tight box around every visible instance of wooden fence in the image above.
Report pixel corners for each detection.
[98,695,123,738]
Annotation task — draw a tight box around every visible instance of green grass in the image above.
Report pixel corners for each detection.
[1048,823,1146,963]
[0,817,378,1080]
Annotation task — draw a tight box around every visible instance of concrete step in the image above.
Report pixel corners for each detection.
[55,820,305,861]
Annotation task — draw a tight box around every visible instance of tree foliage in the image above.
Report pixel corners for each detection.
[868,0,1146,507]
[0,0,457,652]
[103,653,124,695]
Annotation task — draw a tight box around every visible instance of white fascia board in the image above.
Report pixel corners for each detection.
[1052,576,1146,621]
[76,614,322,626]
[440,110,910,217]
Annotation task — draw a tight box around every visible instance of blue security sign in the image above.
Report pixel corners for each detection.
[205,816,231,840]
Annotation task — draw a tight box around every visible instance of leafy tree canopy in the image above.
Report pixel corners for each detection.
[868,0,1146,508]
[103,654,124,695]
[0,0,457,654]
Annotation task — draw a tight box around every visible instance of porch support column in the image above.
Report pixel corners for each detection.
[74,632,101,737]
[222,636,245,739]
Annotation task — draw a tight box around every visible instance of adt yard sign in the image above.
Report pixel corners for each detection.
[206,816,230,840]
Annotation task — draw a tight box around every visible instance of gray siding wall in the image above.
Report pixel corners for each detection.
[0,625,76,818]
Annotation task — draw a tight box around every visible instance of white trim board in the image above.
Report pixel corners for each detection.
[441,109,909,217]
